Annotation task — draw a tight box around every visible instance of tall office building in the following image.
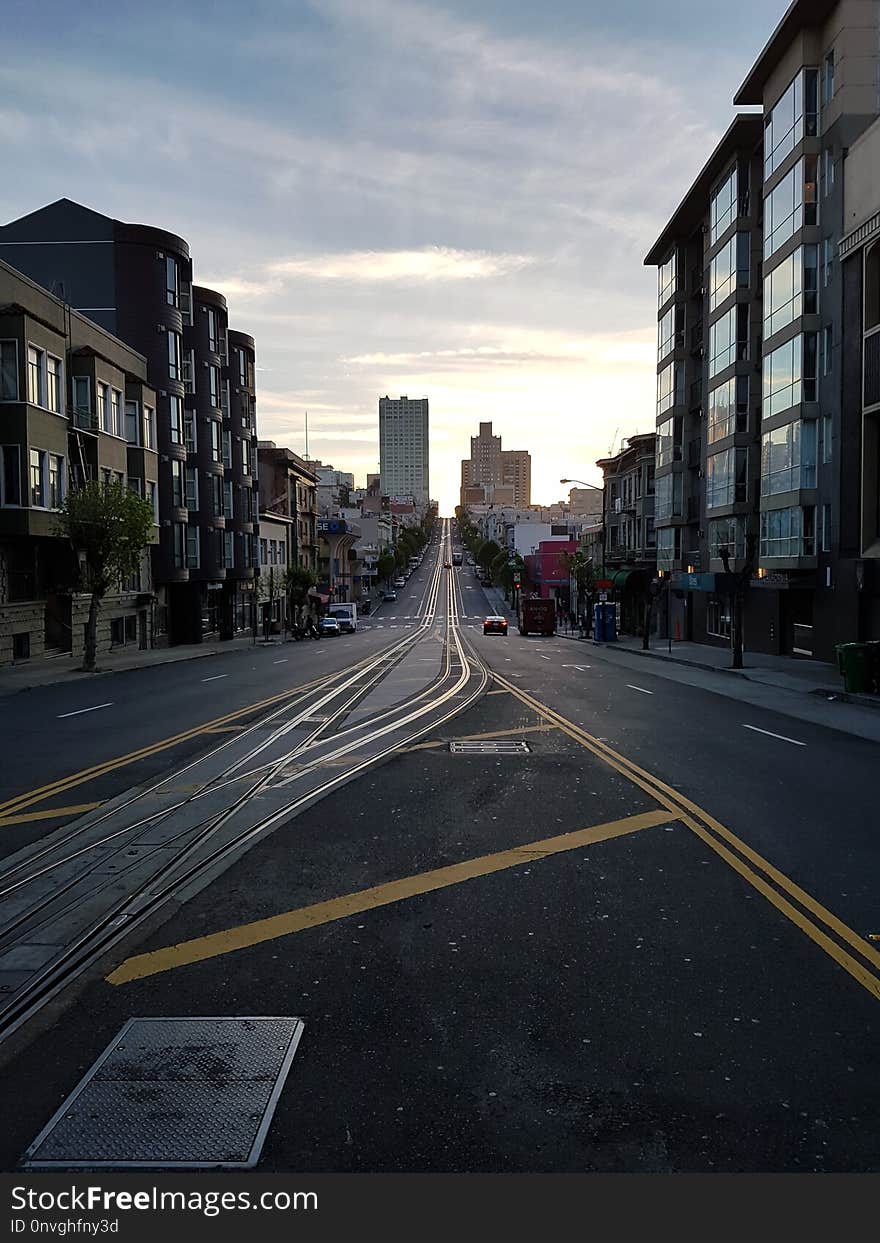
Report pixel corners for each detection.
[379,395,429,509]
[460,421,531,508]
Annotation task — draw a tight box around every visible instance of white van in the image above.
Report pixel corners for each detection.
[327,604,357,633]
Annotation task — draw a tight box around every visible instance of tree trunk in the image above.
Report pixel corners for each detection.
[82,591,100,672]
[731,588,744,669]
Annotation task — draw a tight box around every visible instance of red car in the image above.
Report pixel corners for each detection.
[483,615,508,635]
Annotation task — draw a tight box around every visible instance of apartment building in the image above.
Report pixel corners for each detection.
[379,395,429,511]
[0,198,261,645]
[460,421,531,508]
[596,433,658,634]
[0,260,158,665]
[258,442,319,575]
[644,0,880,658]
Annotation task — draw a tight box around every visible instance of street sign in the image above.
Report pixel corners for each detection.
[595,579,613,589]
[598,591,608,602]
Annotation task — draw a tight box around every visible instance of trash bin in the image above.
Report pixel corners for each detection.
[835,642,871,693]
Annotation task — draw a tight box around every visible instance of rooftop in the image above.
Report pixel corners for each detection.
[735,0,836,105]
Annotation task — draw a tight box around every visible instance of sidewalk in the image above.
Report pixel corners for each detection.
[0,632,273,697]
[558,629,880,710]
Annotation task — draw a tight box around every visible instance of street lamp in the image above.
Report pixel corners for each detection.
[560,477,606,575]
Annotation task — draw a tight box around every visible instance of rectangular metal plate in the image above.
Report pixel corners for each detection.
[449,740,531,754]
[23,1016,304,1169]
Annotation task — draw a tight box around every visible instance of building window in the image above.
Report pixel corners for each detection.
[822,147,834,196]
[125,400,139,444]
[657,305,683,361]
[706,447,748,509]
[171,459,184,509]
[710,166,737,244]
[821,502,832,552]
[224,478,233,518]
[708,516,745,560]
[763,246,818,338]
[207,308,219,352]
[30,448,45,507]
[762,334,817,418]
[209,365,221,409]
[0,444,22,505]
[761,420,816,495]
[656,361,682,416]
[211,474,223,517]
[823,50,834,107]
[185,465,199,511]
[822,237,834,287]
[223,428,232,468]
[182,349,195,394]
[822,413,832,463]
[169,395,183,443]
[763,158,818,261]
[47,355,63,414]
[656,526,678,570]
[172,521,186,568]
[142,405,156,450]
[821,325,833,375]
[110,388,122,437]
[210,420,221,463]
[184,410,197,455]
[73,375,91,415]
[654,473,682,521]
[167,330,181,381]
[186,524,200,569]
[27,346,44,406]
[760,505,815,557]
[148,480,158,522]
[241,437,251,475]
[224,530,234,568]
[706,596,732,639]
[0,341,18,401]
[708,306,742,377]
[707,376,749,444]
[166,256,179,307]
[238,349,248,387]
[763,69,818,178]
[709,233,749,312]
[47,454,64,508]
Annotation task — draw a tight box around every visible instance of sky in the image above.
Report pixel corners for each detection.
[1,0,779,513]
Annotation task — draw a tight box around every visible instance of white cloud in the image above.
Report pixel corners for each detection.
[269,247,531,283]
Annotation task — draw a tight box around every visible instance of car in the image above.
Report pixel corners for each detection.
[394,576,406,588]
[483,615,508,635]
[383,590,397,602]
[319,616,341,636]
[444,561,452,569]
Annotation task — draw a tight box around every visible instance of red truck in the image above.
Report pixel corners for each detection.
[518,597,556,636]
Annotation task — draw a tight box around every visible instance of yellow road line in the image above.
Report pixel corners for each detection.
[0,674,331,821]
[107,808,672,985]
[0,801,103,828]
[403,722,556,751]
[491,672,880,1001]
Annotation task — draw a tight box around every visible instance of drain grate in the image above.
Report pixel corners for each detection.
[449,740,531,754]
[23,1016,304,1169]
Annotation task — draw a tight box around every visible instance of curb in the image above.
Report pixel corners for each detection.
[0,641,258,698]
[555,631,880,709]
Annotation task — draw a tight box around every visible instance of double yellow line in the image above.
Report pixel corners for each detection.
[491,671,880,1003]
[0,674,332,825]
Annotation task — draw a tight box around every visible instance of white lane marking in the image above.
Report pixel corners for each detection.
[743,724,806,746]
[273,659,288,664]
[626,684,653,695]
[538,654,551,661]
[201,674,228,682]
[562,664,591,671]
[57,702,113,719]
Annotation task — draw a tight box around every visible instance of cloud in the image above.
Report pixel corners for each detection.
[269,247,531,283]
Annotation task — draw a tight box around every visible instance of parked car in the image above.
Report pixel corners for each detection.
[328,604,357,633]
[383,590,397,602]
[319,616,341,636]
[394,576,406,588]
[483,615,508,635]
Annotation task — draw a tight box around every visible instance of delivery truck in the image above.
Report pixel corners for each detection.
[518,597,556,636]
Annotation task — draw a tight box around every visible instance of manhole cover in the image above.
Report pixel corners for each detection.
[23,1017,304,1169]
[449,740,531,754]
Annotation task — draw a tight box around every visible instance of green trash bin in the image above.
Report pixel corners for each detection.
[835,642,871,693]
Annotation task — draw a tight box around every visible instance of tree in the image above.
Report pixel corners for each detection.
[491,550,512,598]
[718,533,757,670]
[377,552,396,584]
[284,564,316,624]
[57,480,154,673]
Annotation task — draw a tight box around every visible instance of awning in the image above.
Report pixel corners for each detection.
[308,590,330,604]
[609,569,642,590]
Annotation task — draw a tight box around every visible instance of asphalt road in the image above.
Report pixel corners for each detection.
[0,534,877,1172]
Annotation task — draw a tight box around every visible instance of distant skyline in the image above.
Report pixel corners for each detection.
[1,0,781,513]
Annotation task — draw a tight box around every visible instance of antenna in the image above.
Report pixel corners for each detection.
[608,426,619,456]
[304,410,309,458]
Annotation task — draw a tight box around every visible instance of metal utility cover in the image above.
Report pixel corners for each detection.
[449,740,531,754]
[23,1016,304,1169]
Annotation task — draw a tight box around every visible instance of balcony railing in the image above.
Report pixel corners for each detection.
[71,407,98,431]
